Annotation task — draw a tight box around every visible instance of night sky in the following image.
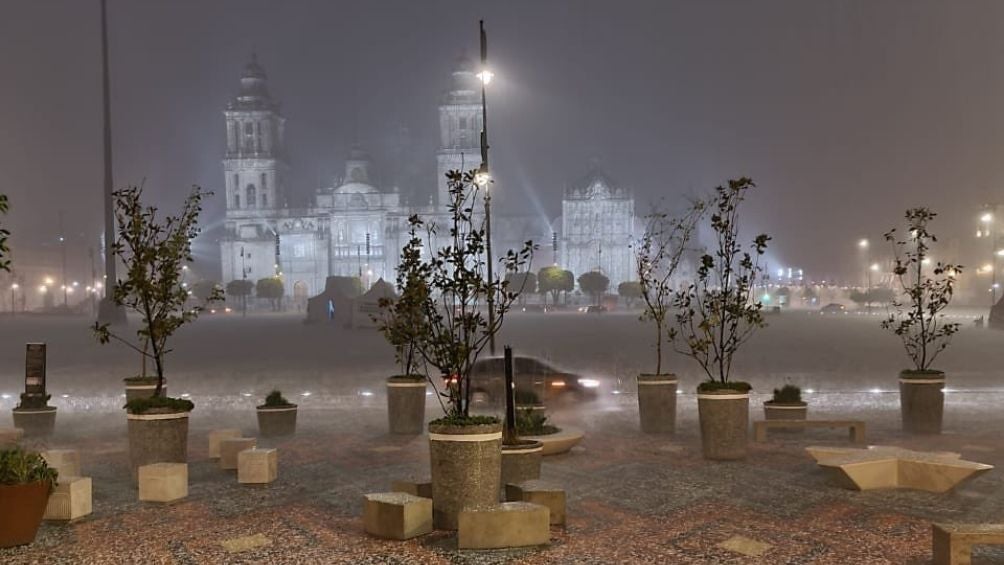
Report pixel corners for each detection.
[2,0,1004,280]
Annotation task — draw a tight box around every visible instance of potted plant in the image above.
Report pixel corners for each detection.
[764,384,807,422]
[256,390,297,437]
[0,448,58,548]
[672,178,769,460]
[636,201,704,434]
[882,208,961,434]
[376,230,430,435]
[12,393,56,438]
[399,169,534,530]
[93,186,220,479]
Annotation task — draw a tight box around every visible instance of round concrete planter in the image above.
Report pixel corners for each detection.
[763,401,807,434]
[698,391,749,461]
[0,481,50,548]
[500,439,543,490]
[127,411,189,480]
[256,405,297,437]
[386,377,426,435]
[11,407,57,438]
[523,427,584,455]
[124,378,167,402]
[428,421,502,530]
[637,374,678,434]
[899,370,945,435]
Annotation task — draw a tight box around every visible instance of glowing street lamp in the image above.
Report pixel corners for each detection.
[858,239,869,249]
[476,69,494,85]
[982,212,994,224]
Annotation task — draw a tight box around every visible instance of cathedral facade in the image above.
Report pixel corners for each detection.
[218,55,639,303]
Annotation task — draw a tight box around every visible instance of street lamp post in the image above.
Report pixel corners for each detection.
[477,19,496,356]
[10,283,18,315]
[980,211,997,307]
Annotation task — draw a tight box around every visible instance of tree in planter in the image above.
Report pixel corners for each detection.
[376,218,431,379]
[402,169,534,422]
[672,178,770,391]
[0,194,9,273]
[256,277,284,311]
[617,281,643,309]
[93,185,222,402]
[578,271,609,305]
[881,208,962,372]
[637,203,705,375]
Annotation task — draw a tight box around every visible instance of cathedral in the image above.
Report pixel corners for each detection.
[218,55,638,304]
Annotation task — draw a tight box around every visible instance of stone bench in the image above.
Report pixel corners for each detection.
[391,478,432,499]
[808,446,992,493]
[138,462,188,502]
[238,448,277,484]
[42,449,81,478]
[753,419,865,443]
[505,480,566,526]
[219,437,256,470]
[44,476,92,521]
[208,428,242,459]
[458,502,550,549]
[0,427,23,447]
[933,523,1004,565]
[363,492,432,540]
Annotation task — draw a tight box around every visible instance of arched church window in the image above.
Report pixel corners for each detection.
[260,173,267,191]
[262,192,268,207]
[246,184,257,209]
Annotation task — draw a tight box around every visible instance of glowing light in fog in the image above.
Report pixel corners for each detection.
[869,388,883,394]
[578,379,600,388]
[359,390,374,397]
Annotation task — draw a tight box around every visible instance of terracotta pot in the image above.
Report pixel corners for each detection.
[698,391,749,460]
[500,439,543,491]
[900,370,945,435]
[428,421,502,530]
[0,481,50,548]
[637,374,678,434]
[386,377,426,435]
[11,407,57,437]
[124,378,167,402]
[127,411,189,480]
[256,405,298,437]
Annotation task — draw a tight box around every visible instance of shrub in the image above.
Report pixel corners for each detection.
[770,384,802,404]
[17,393,51,410]
[0,448,58,489]
[262,390,294,407]
[515,410,559,436]
[124,396,195,415]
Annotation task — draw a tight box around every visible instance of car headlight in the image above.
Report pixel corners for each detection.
[550,379,566,388]
[578,378,600,388]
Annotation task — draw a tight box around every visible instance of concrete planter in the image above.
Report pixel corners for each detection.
[0,482,50,548]
[899,371,945,435]
[523,427,584,455]
[500,440,543,491]
[763,401,807,435]
[124,378,167,402]
[127,411,189,480]
[386,377,426,435]
[11,407,57,438]
[698,391,749,461]
[428,421,502,530]
[256,405,297,437]
[637,374,678,434]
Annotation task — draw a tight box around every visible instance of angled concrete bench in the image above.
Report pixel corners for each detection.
[933,523,1004,564]
[753,419,865,443]
[808,446,992,493]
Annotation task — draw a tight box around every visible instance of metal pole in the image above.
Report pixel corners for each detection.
[59,211,67,307]
[241,246,247,318]
[993,227,999,307]
[503,345,516,444]
[480,20,496,356]
[97,0,123,324]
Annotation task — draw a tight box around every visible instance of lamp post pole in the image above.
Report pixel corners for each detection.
[97,0,124,324]
[479,20,496,357]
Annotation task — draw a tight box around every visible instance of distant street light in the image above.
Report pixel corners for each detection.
[858,239,869,249]
[982,212,994,224]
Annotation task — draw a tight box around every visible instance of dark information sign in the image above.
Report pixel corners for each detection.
[25,343,46,394]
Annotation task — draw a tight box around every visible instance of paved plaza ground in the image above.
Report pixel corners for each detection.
[1,312,1003,563]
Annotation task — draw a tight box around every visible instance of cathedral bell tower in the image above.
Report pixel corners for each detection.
[436,56,483,210]
[223,53,287,214]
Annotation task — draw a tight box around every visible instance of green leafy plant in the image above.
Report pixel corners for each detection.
[256,277,284,311]
[577,271,609,305]
[637,202,705,375]
[376,220,431,379]
[124,396,195,415]
[515,410,559,436]
[262,389,294,407]
[400,169,535,422]
[672,178,770,392]
[0,448,57,489]
[881,208,962,372]
[769,384,802,404]
[538,266,573,307]
[93,185,222,400]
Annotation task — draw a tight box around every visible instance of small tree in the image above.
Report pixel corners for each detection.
[672,178,770,390]
[376,219,430,378]
[227,279,253,312]
[881,208,962,372]
[578,271,609,305]
[558,270,574,303]
[0,194,9,273]
[93,186,222,397]
[190,280,221,303]
[504,272,537,305]
[538,266,561,307]
[256,277,284,311]
[636,202,705,375]
[402,169,535,420]
[618,281,643,309]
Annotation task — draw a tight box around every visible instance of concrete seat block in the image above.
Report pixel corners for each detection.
[208,429,242,459]
[458,502,550,549]
[391,478,432,499]
[138,462,188,502]
[238,448,277,484]
[44,476,92,521]
[219,437,256,470]
[0,427,23,447]
[933,523,1004,565]
[42,449,81,478]
[505,480,566,526]
[363,492,433,540]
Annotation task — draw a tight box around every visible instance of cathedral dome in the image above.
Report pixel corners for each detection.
[443,55,480,105]
[229,53,275,111]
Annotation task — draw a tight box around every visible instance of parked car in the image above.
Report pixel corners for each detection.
[465,356,600,405]
[819,303,847,314]
[578,305,607,313]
